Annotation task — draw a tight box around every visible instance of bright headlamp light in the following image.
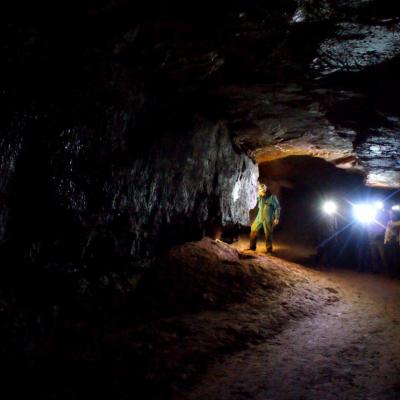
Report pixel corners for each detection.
[322,201,337,215]
[353,203,377,224]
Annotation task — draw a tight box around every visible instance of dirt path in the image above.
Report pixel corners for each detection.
[181,270,400,400]
[232,233,317,265]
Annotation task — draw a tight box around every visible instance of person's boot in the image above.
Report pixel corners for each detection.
[266,245,273,254]
[246,231,257,251]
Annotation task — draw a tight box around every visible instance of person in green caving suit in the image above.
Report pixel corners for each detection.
[249,182,280,253]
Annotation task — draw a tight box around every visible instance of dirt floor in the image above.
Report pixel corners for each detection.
[179,270,400,400]
[174,239,400,400]
[232,232,317,265]
[2,238,399,400]
[33,236,397,399]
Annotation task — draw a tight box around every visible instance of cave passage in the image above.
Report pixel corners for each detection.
[3,1,400,399]
[233,155,400,274]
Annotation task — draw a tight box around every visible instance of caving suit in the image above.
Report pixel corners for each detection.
[250,193,280,252]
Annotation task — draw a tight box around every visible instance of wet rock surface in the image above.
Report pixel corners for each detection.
[312,22,400,75]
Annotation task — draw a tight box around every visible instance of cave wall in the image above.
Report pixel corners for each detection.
[0,102,258,263]
[0,3,262,264]
[78,117,258,258]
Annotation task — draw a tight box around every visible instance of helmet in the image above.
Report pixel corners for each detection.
[258,183,267,192]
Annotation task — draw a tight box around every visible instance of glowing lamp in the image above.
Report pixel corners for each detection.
[353,203,377,224]
[322,201,337,215]
[374,201,384,210]
[392,205,400,211]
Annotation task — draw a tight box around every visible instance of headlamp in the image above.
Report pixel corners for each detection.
[353,203,377,224]
[322,201,337,215]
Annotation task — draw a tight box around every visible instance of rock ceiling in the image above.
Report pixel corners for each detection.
[3,0,400,187]
[211,0,400,188]
[215,81,400,188]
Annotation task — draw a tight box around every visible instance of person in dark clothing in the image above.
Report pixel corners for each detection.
[355,225,370,272]
[368,208,388,273]
[317,204,339,268]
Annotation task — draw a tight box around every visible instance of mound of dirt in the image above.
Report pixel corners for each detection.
[137,238,287,314]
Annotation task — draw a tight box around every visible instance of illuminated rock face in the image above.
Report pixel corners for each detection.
[216,84,357,164]
[357,124,400,188]
[215,82,400,188]
[312,23,400,75]
[103,118,258,256]
[0,114,257,257]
